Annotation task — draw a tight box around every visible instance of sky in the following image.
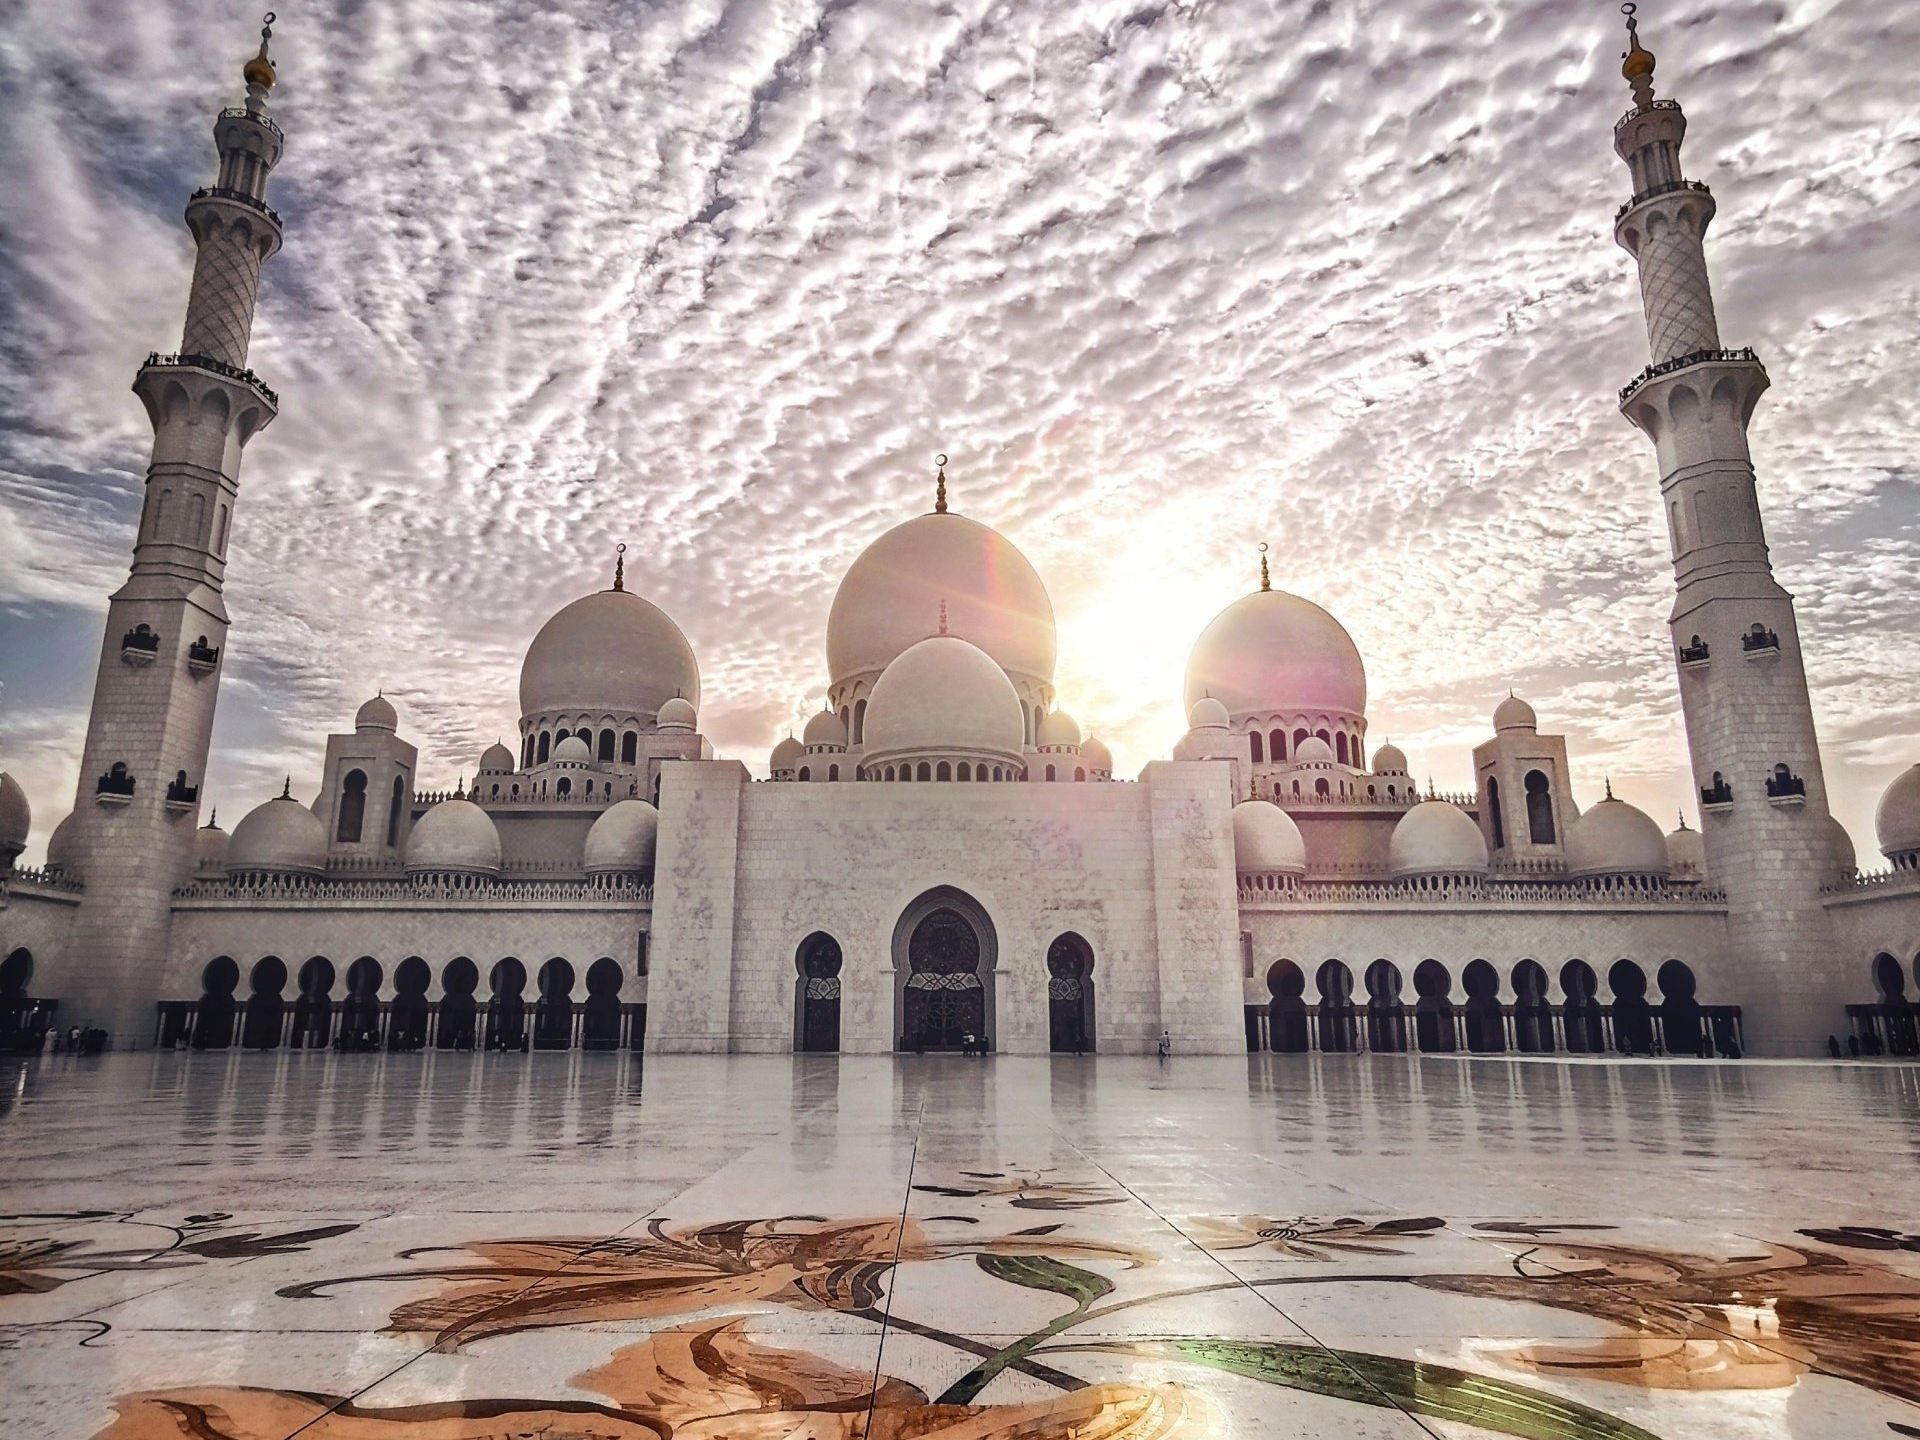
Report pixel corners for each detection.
[0,0,1916,865]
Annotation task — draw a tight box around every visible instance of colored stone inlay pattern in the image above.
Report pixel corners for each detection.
[2,1053,1918,1437]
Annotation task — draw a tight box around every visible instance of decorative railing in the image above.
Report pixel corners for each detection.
[318,853,585,877]
[120,626,160,654]
[96,769,136,798]
[417,785,640,808]
[165,778,200,806]
[1616,97,1683,126]
[188,185,281,225]
[219,105,283,140]
[142,351,279,408]
[1742,627,1781,654]
[173,874,652,904]
[1700,782,1734,809]
[1239,875,1725,907]
[7,865,83,894]
[1678,639,1710,663]
[1765,772,1806,799]
[1614,177,1711,222]
[1619,346,1762,405]
[187,638,221,672]
[1260,787,1475,810]
[1822,866,1920,896]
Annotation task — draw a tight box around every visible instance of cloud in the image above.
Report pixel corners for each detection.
[0,0,1916,861]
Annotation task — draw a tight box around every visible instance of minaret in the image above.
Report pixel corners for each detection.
[63,18,286,1044]
[1611,8,1843,1053]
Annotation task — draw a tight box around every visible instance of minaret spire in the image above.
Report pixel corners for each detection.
[1611,13,1842,1053]
[61,17,290,1046]
[934,453,948,514]
[613,542,626,592]
[1258,542,1271,592]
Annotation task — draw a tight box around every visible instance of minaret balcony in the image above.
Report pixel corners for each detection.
[140,351,279,411]
[188,185,282,227]
[1741,626,1781,661]
[1678,638,1710,669]
[121,625,161,666]
[1619,346,1762,407]
[186,638,221,677]
[95,768,137,806]
[164,779,200,814]
[1765,769,1807,807]
[1700,782,1734,813]
[1613,178,1712,225]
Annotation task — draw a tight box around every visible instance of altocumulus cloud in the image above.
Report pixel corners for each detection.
[0,0,1916,857]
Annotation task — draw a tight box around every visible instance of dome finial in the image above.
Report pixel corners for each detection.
[1620,4,1657,107]
[1605,774,1616,801]
[612,542,627,593]
[244,12,277,92]
[934,453,948,514]
[1258,541,1271,592]
[1676,808,1689,831]
[206,807,218,828]
[937,598,949,635]
[280,775,291,800]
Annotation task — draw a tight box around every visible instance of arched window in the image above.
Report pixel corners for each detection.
[1524,769,1555,844]
[153,487,172,538]
[1045,764,1056,781]
[522,734,534,768]
[214,503,229,553]
[537,731,551,764]
[1487,777,1505,849]
[1335,733,1349,765]
[957,762,971,781]
[336,769,367,843]
[621,730,638,764]
[1250,731,1264,763]
[599,728,616,762]
[557,777,572,797]
[556,727,571,744]
[917,762,932,781]
[853,698,867,745]
[828,764,839,781]
[1293,727,1309,751]
[797,766,810,782]
[1314,777,1330,798]
[975,767,988,783]
[386,775,405,846]
[1270,729,1286,761]
[585,778,596,797]
[937,761,951,781]
[1075,767,1085,781]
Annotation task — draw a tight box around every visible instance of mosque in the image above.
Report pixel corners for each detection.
[2,15,1918,1061]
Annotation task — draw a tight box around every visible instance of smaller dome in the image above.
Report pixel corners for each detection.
[1372,743,1408,775]
[803,709,847,749]
[1389,801,1489,878]
[1564,795,1670,879]
[771,735,804,772]
[584,799,660,876]
[1876,764,1920,859]
[228,793,328,877]
[477,741,516,775]
[405,798,501,877]
[195,815,229,875]
[355,694,398,733]
[1827,814,1857,877]
[0,771,29,859]
[553,735,592,765]
[1493,694,1537,733]
[1232,799,1307,875]
[1037,710,1082,748]
[1188,697,1229,731]
[657,696,698,733]
[1294,736,1335,766]
[1081,737,1113,773]
[46,812,77,876]
[863,634,1026,766]
[1665,819,1705,879]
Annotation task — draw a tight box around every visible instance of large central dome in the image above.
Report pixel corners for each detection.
[827,512,1056,688]
[1184,587,1367,720]
[520,587,700,721]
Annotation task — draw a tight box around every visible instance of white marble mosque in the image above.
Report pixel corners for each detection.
[3,11,1920,1067]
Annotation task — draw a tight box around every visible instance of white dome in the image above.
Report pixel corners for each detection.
[228,793,328,877]
[771,735,804,771]
[803,709,847,748]
[46,812,77,875]
[1037,709,1081,748]
[584,799,660,875]
[1294,736,1335,766]
[1827,815,1857,876]
[1876,764,1920,859]
[1564,796,1670,878]
[1665,820,1705,878]
[520,587,701,721]
[657,696,698,732]
[863,634,1026,766]
[1232,799,1307,875]
[1081,737,1113,773]
[1187,697,1230,731]
[355,693,398,732]
[477,741,516,774]
[0,771,28,860]
[827,511,1056,688]
[405,798,501,877]
[1372,742,1408,775]
[1493,694,1537,733]
[1389,801,1489,878]
[1184,587,1366,721]
[553,735,592,764]
[195,816,229,874]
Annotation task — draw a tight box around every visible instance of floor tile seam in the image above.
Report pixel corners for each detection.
[1055,1130,1442,1439]
[860,1097,924,1440]
[279,1192,692,1440]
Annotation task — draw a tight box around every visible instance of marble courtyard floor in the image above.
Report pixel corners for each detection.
[3,1052,1920,1438]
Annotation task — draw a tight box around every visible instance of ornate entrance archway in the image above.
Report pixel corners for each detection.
[1047,933,1095,1053]
[893,888,996,1052]
[795,932,843,1053]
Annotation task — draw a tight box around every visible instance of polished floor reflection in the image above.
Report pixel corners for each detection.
[3,1051,1919,1437]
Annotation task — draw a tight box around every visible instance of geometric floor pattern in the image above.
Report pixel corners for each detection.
[4,1051,1919,1437]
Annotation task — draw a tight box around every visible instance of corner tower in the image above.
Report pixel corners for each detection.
[63,18,286,1043]
[1611,8,1842,1051]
